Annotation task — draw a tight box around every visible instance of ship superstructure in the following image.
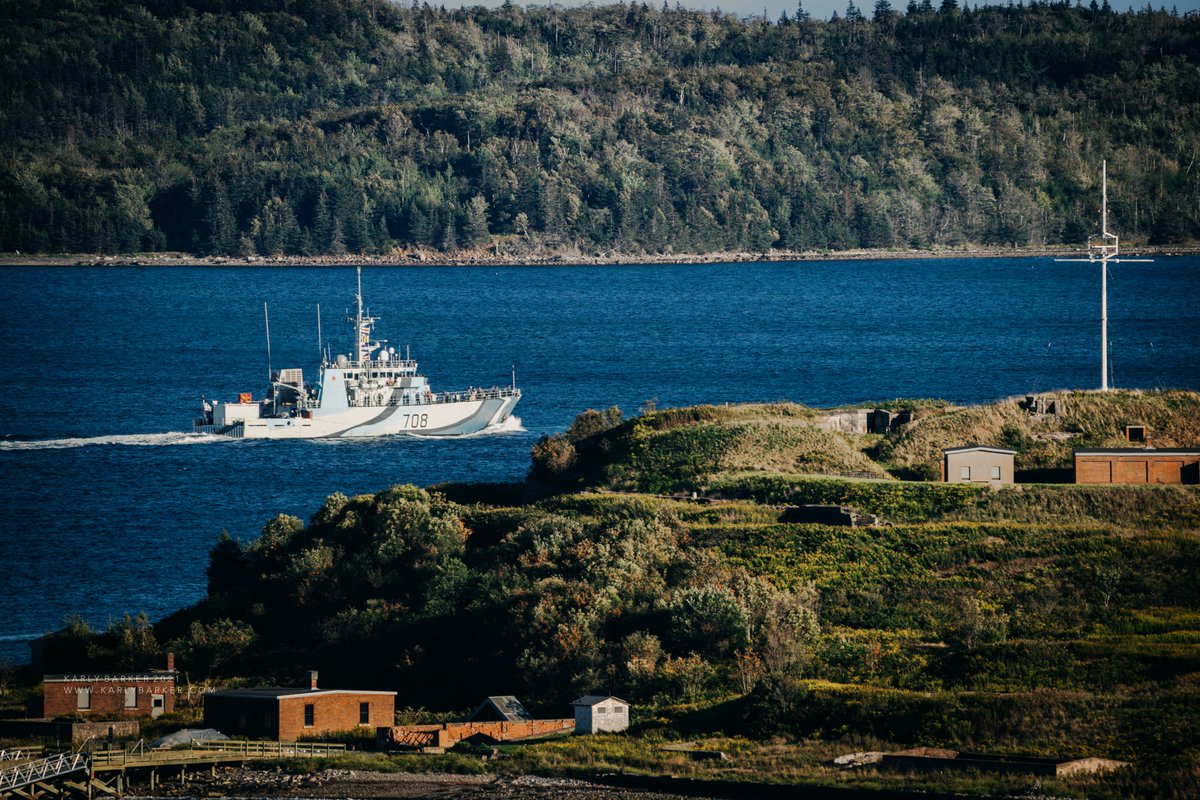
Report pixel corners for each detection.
[195,268,520,438]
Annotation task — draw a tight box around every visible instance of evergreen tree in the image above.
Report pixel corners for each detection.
[465,195,491,245]
[314,190,335,252]
[329,217,346,256]
[440,220,457,251]
[202,176,237,255]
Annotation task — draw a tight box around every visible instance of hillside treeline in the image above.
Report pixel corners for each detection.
[1,0,1198,256]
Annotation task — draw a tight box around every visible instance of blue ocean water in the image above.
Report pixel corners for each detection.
[1,258,1198,663]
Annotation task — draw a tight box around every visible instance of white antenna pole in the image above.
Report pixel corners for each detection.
[317,304,323,364]
[512,363,517,389]
[1056,160,1151,393]
[1101,160,1108,391]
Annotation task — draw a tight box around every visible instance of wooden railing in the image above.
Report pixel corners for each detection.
[190,740,348,757]
[88,739,346,770]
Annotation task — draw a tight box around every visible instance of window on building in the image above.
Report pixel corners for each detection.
[960,466,971,480]
[77,688,91,710]
[597,705,608,714]
[991,466,1002,480]
[304,704,315,727]
[124,687,137,708]
[359,702,370,726]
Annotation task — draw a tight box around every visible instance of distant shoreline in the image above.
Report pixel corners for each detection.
[2,244,1197,268]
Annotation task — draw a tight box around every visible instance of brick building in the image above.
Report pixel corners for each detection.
[1075,448,1200,484]
[42,654,176,719]
[203,671,395,742]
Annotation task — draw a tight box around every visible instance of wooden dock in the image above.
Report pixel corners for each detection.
[0,740,347,799]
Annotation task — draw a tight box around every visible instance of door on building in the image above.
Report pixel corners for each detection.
[151,694,165,717]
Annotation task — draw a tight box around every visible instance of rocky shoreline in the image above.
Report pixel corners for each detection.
[125,768,711,800]
[2,243,1196,268]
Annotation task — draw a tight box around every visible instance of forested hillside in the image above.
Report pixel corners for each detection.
[2,0,1198,256]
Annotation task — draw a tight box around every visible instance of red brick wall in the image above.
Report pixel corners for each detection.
[42,678,175,719]
[383,719,574,748]
[1151,459,1186,484]
[1076,454,1199,484]
[277,694,394,742]
[1115,459,1148,483]
[1075,458,1112,484]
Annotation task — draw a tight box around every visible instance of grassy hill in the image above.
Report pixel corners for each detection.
[530,390,1200,497]
[29,393,1200,798]
[878,389,1200,476]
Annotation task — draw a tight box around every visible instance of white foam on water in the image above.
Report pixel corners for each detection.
[411,414,529,439]
[0,432,231,451]
[492,414,527,433]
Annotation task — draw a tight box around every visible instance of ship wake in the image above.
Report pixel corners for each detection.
[0,432,231,451]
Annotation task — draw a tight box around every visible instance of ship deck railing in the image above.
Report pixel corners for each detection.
[351,385,520,409]
[426,386,521,405]
[327,359,419,371]
[252,385,520,415]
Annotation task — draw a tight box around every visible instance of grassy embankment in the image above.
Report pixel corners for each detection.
[20,390,1200,798]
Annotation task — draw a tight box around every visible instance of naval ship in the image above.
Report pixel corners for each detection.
[195,268,520,438]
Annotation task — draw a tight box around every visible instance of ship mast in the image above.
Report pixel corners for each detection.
[1056,160,1151,391]
[353,265,379,367]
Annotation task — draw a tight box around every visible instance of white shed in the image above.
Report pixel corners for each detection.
[571,695,630,734]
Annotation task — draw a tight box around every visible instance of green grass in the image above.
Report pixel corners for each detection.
[707,473,983,522]
[879,389,1200,474]
[534,392,1200,500]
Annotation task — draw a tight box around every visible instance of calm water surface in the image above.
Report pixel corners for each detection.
[1,259,1198,662]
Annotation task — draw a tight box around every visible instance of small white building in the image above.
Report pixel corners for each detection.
[572,695,630,734]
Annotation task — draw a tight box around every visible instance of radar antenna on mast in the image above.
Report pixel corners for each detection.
[350,265,380,366]
[1055,160,1152,391]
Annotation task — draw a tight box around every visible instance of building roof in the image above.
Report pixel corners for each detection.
[572,694,629,707]
[941,446,1017,455]
[469,696,533,722]
[1075,448,1200,456]
[204,687,396,700]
